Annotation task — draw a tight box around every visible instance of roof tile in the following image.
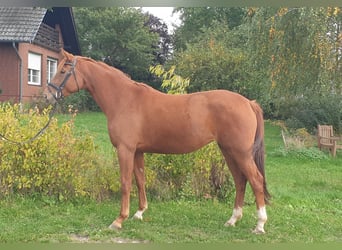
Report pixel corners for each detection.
[0,7,47,42]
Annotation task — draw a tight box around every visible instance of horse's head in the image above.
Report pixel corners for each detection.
[44,49,83,104]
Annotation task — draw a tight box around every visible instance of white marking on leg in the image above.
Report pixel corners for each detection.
[253,206,267,234]
[225,207,243,227]
[133,209,145,220]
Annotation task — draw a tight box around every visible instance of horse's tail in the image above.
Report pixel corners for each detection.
[249,100,271,204]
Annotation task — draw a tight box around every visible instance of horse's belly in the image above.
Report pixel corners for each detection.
[138,129,215,154]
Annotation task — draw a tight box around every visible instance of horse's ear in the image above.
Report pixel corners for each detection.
[60,48,74,61]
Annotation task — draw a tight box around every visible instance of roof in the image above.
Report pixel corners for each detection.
[0,7,81,55]
[0,7,46,42]
[43,8,81,55]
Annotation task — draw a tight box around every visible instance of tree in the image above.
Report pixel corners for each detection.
[269,8,323,99]
[149,64,190,94]
[173,7,246,51]
[74,7,159,82]
[144,12,172,65]
[171,22,249,95]
[245,7,342,129]
[322,7,342,95]
[171,7,342,129]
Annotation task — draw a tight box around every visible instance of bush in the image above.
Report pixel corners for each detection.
[145,143,233,201]
[271,146,329,161]
[0,103,117,201]
[61,90,100,112]
[277,94,342,134]
[272,126,329,161]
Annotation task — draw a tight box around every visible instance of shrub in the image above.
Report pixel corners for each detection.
[0,103,116,201]
[277,94,342,134]
[271,146,329,161]
[61,90,100,112]
[272,126,329,161]
[145,142,233,201]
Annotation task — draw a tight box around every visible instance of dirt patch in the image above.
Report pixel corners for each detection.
[69,234,149,243]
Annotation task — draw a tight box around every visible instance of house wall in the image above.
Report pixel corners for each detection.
[0,43,20,102]
[18,42,60,103]
[0,24,63,103]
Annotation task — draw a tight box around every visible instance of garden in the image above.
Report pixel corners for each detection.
[0,7,342,244]
[0,107,341,243]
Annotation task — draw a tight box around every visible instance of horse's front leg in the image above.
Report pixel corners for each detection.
[132,152,148,220]
[109,146,135,230]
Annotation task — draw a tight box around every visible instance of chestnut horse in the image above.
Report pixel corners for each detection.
[45,49,270,234]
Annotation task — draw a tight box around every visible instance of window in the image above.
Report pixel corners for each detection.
[47,57,58,83]
[28,52,41,85]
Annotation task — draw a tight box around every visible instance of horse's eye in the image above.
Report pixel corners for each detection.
[61,69,66,74]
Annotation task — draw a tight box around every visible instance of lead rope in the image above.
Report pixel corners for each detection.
[0,102,58,146]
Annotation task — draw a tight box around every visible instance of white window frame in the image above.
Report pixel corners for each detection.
[47,57,58,83]
[28,52,42,86]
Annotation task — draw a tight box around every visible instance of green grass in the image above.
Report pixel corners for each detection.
[0,112,341,243]
[57,112,112,157]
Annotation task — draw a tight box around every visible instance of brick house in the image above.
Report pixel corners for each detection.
[0,7,81,103]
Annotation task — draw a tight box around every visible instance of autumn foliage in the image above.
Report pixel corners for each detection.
[0,103,117,200]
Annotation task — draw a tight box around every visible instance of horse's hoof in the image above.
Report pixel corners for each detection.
[252,228,265,234]
[133,210,144,220]
[108,221,122,230]
[224,221,236,227]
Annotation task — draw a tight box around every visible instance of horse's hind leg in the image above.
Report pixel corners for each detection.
[235,156,267,234]
[221,149,267,233]
[132,152,148,220]
[245,162,268,234]
[221,154,247,227]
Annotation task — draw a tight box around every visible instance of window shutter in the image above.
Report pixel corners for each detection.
[28,53,41,70]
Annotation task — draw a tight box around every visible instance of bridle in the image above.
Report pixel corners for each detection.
[0,58,80,145]
[47,58,80,102]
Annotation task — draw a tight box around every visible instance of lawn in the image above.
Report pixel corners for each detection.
[0,112,341,243]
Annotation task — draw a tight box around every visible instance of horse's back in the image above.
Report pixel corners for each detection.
[200,90,259,146]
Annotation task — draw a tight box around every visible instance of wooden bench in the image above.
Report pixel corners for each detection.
[317,125,342,157]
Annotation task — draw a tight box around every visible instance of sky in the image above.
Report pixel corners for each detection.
[141,7,181,33]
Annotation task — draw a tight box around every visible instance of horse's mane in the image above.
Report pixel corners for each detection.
[79,56,152,89]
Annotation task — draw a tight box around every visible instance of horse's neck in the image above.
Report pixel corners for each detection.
[81,60,135,118]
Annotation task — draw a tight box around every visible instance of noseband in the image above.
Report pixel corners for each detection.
[47,59,80,102]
